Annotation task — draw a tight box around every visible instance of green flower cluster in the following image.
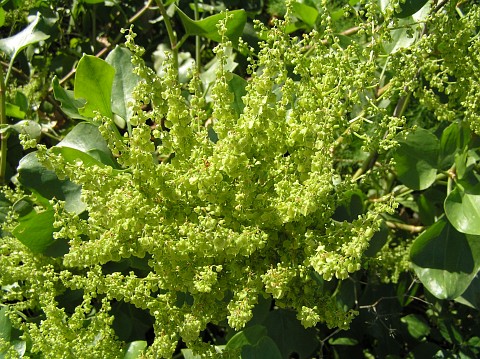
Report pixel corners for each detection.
[3,1,477,357]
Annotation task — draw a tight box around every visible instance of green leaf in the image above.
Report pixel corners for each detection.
[439,122,469,170]
[416,193,437,226]
[17,152,85,214]
[410,217,480,299]
[52,76,88,120]
[328,337,359,346]
[0,7,5,27]
[445,187,480,235]
[74,55,115,118]
[228,73,247,117]
[0,306,11,342]
[292,2,318,27]
[393,128,439,190]
[226,325,268,349]
[0,12,49,59]
[264,309,319,359]
[5,103,26,119]
[12,207,55,253]
[181,349,201,359]
[242,336,283,359]
[0,191,11,235]
[0,120,41,140]
[55,122,117,167]
[105,46,141,126]
[11,120,41,139]
[176,7,247,45]
[123,341,147,359]
[395,0,429,18]
[400,314,430,339]
[455,275,480,309]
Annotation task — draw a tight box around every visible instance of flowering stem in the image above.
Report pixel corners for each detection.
[194,0,201,72]
[155,0,179,76]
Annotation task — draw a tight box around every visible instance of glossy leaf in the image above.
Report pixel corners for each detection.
[400,314,430,339]
[123,341,147,359]
[12,208,55,253]
[292,2,318,27]
[393,128,439,190]
[0,12,49,59]
[55,122,117,167]
[395,0,429,18]
[52,76,88,120]
[225,325,268,349]
[17,152,85,214]
[455,274,480,310]
[445,187,480,235]
[0,120,40,140]
[410,217,480,299]
[106,46,141,126]
[176,7,247,45]
[74,55,115,118]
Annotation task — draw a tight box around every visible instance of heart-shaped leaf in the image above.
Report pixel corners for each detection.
[445,187,480,235]
[410,217,480,299]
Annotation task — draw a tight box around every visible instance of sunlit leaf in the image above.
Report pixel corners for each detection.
[400,314,430,339]
[0,12,49,59]
[52,76,88,120]
[292,2,318,27]
[123,341,147,359]
[445,187,480,235]
[74,55,115,118]
[12,207,55,253]
[176,7,247,45]
[106,46,141,127]
[410,217,480,299]
[55,122,117,167]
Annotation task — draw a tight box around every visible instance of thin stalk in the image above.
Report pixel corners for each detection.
[0,65,7,185]
[194,0,201,72]
[154,0,179,76]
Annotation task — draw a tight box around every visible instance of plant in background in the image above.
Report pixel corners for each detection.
[2,0,480,358]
